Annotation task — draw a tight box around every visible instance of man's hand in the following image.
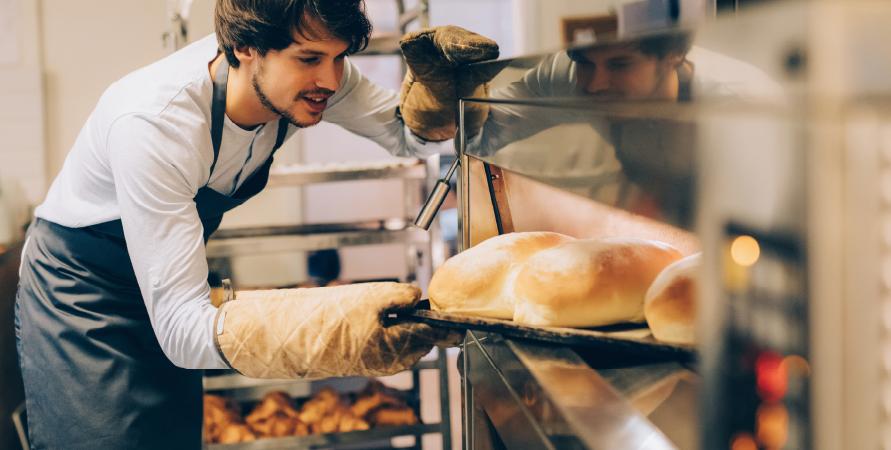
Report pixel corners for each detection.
[400,26,500,142]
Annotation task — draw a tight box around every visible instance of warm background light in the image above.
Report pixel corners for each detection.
[731,235,761,267]
[784,355,811,376]
[756,352,788,402]
[731,433,758,450]
[756,403,789,449]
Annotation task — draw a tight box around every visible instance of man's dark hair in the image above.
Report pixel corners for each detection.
[215,0,372,68]
[636,32,692,59]
[567,31,693,63]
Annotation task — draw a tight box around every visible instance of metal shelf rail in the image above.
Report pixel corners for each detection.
[206,157,443,285]
[203,349,452,450]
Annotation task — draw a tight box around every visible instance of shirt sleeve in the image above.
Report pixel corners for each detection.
[468,51,586,157]
[322,57,452,159]
[106,113,229,370]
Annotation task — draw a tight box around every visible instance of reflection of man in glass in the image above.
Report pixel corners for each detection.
[570,35,692,101]
[486,32,780,106]
[468,32,782,218]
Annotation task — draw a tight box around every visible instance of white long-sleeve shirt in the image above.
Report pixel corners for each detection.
[34,34,448,370]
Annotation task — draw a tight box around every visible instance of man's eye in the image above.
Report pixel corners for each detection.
[609,62,631,70]
[299,57,319,64]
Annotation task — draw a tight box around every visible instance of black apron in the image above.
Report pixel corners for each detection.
[15,58,288,449]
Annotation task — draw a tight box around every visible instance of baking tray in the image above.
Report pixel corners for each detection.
[385,301,697,362]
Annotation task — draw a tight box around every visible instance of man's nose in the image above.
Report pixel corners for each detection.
[585,67,610,94]
[315,61,341,92]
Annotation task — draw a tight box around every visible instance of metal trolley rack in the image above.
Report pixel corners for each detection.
[202,156,453,450]
[205,158,444,286]
[203,350,452,450]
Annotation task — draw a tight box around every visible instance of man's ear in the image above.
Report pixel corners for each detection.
[665,51,685,68]
[233,45,255,66]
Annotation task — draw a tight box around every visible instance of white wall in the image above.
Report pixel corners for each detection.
[39,0,169,180]
[515,0,617,54]
[0,0,46,243]
[430,0,515,57]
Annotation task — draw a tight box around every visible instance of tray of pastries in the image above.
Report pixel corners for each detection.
[204,379,422,445]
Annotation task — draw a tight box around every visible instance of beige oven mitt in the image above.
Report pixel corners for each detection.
[214,282,461,379]
[400,25,501,142]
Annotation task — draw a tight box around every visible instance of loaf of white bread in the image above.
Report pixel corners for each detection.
[644,253,700,345]
[428,232,575,319]
[511,238,684,327]
[429,232,685,328]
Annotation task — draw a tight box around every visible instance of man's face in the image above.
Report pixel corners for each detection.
[251,27,349,127]
[574,44,681,101]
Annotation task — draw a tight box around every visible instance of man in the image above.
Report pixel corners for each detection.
[472,32,782,151]
[466,32,782,217]
[15,1,497,448]
[488,32,782,104]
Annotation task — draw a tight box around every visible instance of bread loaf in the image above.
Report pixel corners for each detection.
[644,253,699,344]
[429,232,575,319]
[511,238,684,327]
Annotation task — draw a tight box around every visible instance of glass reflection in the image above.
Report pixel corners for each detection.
[460,30,784,227]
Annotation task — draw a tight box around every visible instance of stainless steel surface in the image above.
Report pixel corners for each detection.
[205,377,314,403]
[415,155,459,230]
[390,307,695,360]
[464,330,679,450]
[467,388,503,450]
[459,97,697,230]
[204,373,311,392]
[203,351,447,449]
[222,279,233,302]
[266,163,426,188]
[458,101,471,252]
[211,221,394,239]
[426,157,447,273]
[482,164,513,235]
[414,181,451,230]
[203,423,441,450]
[436,347,453,450]
[204,361,440,392]
[206,225,429,258]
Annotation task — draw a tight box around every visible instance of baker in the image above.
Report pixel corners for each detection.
[469,31,783,155]
[465,32,782,216]
[14,1,498,448]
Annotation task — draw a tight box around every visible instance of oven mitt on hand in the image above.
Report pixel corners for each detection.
[400,25,500,142]
[214,282,462,379]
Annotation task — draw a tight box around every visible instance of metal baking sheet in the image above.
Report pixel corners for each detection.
[204,423,440,449]
[386,301,696,362]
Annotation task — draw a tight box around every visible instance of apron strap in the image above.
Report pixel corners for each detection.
[271,117,289,155]
[210,57,229,177]
[228,118,289,200]
[209,55,289,191]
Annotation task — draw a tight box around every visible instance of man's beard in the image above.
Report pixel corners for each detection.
[252,67,323,129]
